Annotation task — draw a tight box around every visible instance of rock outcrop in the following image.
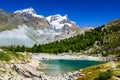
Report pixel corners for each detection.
[13,63,83,80]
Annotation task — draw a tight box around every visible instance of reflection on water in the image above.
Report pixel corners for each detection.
[40,60,104,75]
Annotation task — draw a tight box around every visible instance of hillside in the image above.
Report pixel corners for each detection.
[4,18,120,57]
[77,60,120,80]
[76,18,120,80]
[93,18,120,56]
[3,28,101,53]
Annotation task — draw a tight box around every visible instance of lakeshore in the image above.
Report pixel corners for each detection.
[32,53,115,61]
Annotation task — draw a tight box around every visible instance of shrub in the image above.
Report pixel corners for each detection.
[95,70,112,80]
[0,51,25,62]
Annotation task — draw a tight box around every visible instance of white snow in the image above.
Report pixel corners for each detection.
[32,13,44,18]
[65,23,72,27]
[46,14,72,29]
[14,7,44,18]
[51,21,64,29]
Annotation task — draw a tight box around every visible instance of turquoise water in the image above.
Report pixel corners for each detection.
[40,59,104,75]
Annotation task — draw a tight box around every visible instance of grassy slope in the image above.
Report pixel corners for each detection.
[77,19,120,80]
[87,19,120,57]
[77,60,120,80]
[0,50,30,62]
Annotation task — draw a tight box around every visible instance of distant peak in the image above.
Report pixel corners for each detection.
[14,7,35,14]
[46,14,79,29]
[52,14,68,19]
[46,14,68,22]
[14,7,44,18]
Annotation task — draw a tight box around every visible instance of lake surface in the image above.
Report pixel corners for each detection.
[40,59,104,75]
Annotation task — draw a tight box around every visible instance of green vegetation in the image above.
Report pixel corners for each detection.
[92,24,120,56]
[31,29,102,53]
[0,51,28,62]
[95,71,112,80]
[77,60,120,80]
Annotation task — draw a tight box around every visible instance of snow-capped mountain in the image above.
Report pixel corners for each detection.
[14,8,79,30]
[0,8,89,47]
[46,14,71,29]
[14,7,44,18]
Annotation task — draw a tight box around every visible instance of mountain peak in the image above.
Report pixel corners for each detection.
[14,7,44,18]
[46,14,68,22]
[46,14,79,29]
[14,7,35,15]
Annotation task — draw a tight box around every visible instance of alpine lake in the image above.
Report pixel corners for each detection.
[40,59,105,75]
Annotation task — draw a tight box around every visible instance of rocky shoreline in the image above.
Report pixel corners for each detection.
[32,53,116,61]
[13,63,84,80]
[0,59,84,80]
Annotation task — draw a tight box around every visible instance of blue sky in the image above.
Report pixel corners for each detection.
[0,0,120,27]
